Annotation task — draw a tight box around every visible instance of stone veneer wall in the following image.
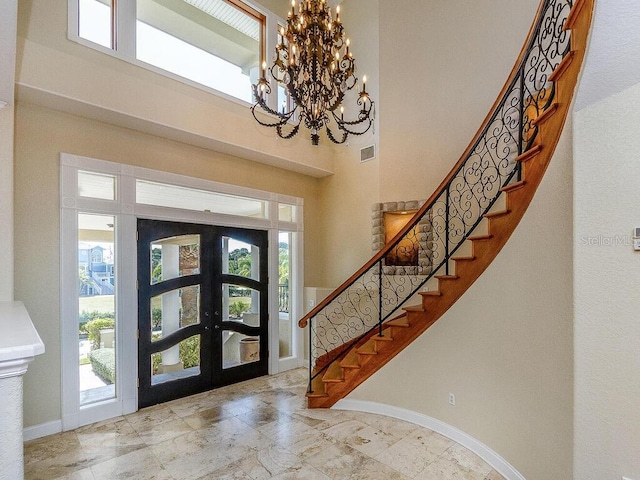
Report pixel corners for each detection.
[372,200,433,275]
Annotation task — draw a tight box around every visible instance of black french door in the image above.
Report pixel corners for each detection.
[137,219,269,408]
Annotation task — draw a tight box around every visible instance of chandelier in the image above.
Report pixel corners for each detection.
[251,0,375,146]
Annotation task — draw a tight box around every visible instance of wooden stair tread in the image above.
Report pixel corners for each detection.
[468,234,493,241]
[340,350,360,369]
[386,317,410,328]
[501,181,526,193]
[533,103,559,126]
[306,376,328,398]
[549,51,575,81]
[484,209,510,219]
[356,340,377,356]
[419,290,442,297]
[435,274,458,280]
[373,329,393,342]
[452,255,475,262]
[403,305,424,312]
[516,145,542,163]
[565,0,586,29]
[322,362,344,383]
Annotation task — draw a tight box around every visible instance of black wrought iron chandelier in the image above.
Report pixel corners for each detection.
[251,0,375,146]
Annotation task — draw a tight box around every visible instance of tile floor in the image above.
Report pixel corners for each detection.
[24,368,505,480]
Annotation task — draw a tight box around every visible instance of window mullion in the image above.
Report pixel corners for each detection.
[115,0,137,58]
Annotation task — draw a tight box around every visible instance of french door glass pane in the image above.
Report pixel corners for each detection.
[78,213,116,406]
[223,332,261,369]
[78,0,112,49]
[151,335,201,385]
[223,237,259,280]
[150,235,200,284]
[151,286,201,340]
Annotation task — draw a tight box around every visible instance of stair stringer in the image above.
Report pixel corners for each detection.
[307,0,594,408]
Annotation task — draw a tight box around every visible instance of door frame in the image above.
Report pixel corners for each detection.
[60,154,305,431]
[137,220,271,407]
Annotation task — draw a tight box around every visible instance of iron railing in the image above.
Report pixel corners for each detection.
[299,0,574,392]
[279,284,290,313]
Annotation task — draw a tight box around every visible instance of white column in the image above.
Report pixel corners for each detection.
[160,245,180,368]
[0,302,45,480]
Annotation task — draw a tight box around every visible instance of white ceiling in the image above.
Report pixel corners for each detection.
[574,0,640,111]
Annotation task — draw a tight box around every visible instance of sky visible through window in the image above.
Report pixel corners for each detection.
[79,0,253,102]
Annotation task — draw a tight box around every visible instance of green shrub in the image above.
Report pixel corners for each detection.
[179,336,200,369]
[85,318,115,350]
[88,348,115,384]
[151,335,200,374]
[229,300,249,318]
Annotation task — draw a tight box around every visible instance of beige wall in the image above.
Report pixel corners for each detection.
[315,0,380,288]
[574,81,640,480]
[14,101,323,427]
[378,0,539,202]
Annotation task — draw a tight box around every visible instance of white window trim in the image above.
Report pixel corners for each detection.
[67,0,282,112]
[61,153,304,430]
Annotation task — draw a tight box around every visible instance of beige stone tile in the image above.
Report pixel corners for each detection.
[414,454,487,480]
[90,447,173,480]
[148,430,210,465]
[161,436,255,480]
[269,462,332,480]
[235,404,289,429]
[25,433,94,480]
[374,430,454,478]
[24,369,499,480]
[180,404,231,430]
[285,430,338,460]
[485,469,506,480]
[193,462,253,480]
[236,444,305,479]
[56,468,96,480]
[440,443,494,478]
[256,413,315,447]
[305,442,409,480]
[125,405,178,431]
[24,431,82,466]
[364,414,421,440]
[341,423,401,458]
[135,417,194,446]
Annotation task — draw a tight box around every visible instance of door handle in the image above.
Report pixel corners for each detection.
[214,325,220,330]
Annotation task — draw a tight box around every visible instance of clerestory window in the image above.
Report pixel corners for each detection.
[71,0,266,103]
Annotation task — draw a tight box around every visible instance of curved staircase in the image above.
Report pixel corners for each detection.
[299,0,595,408]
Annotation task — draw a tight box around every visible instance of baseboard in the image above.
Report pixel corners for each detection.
[23,420,62,442]
[332,399,526,480]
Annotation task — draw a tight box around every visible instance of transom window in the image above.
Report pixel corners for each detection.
[72,0,266,103]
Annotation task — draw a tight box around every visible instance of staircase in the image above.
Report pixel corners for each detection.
[299,0,595,408]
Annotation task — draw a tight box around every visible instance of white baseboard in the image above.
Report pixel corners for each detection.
[23,420,62,442]
[333,399,525,480]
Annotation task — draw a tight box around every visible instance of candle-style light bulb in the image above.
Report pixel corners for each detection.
[340,105,344,120]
